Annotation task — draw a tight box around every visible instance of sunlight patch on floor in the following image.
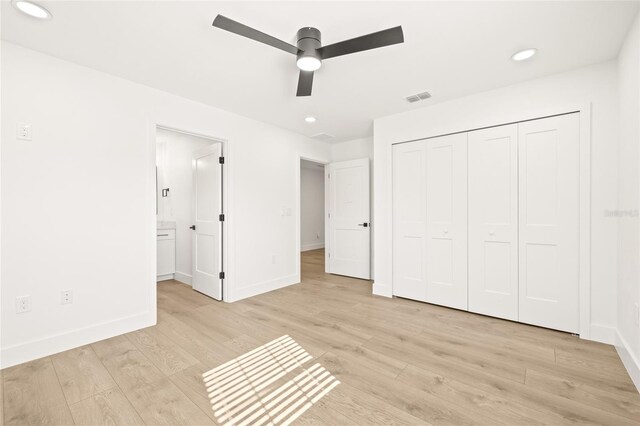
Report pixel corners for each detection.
[202,335,339,425]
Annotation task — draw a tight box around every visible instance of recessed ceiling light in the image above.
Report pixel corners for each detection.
[305,116,317,123]
[512,48,537,62]
[12,0,52,19]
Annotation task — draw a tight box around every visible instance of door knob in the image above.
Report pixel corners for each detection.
[358,223,369,228]
[189,225,196,230]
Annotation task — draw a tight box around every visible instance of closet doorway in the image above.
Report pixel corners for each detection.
[392,112,583,333]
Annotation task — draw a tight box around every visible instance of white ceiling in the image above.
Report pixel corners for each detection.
[2,1,638,143]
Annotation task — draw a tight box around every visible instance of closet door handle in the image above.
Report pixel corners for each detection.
[358,223,369,228]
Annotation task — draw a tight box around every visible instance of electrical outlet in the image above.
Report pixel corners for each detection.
[61,289,73,305]
[16,296,31,313]
[17,123,32,141]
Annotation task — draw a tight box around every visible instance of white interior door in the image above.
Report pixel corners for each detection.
[518,114,580,332]
[425,133,468,309]
[392,141,427,300]
[468,124,519,320]
[328,158,370,279]
[191,144,223,300]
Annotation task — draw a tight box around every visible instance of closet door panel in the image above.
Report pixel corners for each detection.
[425,133,468,309]
[468,124,519,320]
[392,141,427,301]
[518,113,580,333]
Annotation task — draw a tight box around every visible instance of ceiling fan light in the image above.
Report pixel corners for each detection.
[297,56,322,72]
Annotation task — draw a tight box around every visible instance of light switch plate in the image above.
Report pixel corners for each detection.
[61,289,73,305]
[17,123,32,141]
[16,296,31,313]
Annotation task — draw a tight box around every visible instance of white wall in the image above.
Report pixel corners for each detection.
[300,165,325,251]
[156,129,215,284]
[0,42,330,368]
[331,137,373,162]
[616,12,640,388]
[374,60,619,343]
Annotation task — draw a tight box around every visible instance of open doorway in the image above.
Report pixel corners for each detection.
[298,157,372,282]
[156,126,224,300]
[300,159,327,279]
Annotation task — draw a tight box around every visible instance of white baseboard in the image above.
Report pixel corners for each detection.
[174,271,192,285]
[156,273,174,282]
[615,330,640,392]
[589,323,617,345]
[301,243,325,252]
[372,281,392,298]
[0,311,154,369]
[228,273,300,302]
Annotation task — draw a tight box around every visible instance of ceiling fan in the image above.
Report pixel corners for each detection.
[212,15,404,97]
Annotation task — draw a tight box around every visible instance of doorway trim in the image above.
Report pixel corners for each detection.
[150,123,230,311]
[296,155,330,282]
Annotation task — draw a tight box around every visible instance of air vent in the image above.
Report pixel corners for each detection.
[311,133,335,142]
[405,91,431,103]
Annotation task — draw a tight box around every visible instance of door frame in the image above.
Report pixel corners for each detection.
[296,155,330,280]
[151,124,229,305]
[388,103,593,340]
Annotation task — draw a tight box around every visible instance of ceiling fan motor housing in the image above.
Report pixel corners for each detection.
[296,27,322,64]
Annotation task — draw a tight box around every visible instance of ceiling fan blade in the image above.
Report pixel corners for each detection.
[296,71,314,97]
[318,26,404,60]
[212,15,300,55]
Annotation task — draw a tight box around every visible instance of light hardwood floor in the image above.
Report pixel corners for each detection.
[2,248,639,425]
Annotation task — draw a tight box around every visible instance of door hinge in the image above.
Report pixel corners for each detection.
[219,156,225,164]
[219,272,225,279]
[219,214,225,222]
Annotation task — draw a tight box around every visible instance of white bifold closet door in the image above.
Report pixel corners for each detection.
[425,133,468,309]
[394,113,580,333]
[393,134,467,308]
[468,124,519,321]
[518,114,579,333]
[393,140,427,300]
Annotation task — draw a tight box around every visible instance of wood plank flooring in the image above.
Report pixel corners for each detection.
[2,248,639,425]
